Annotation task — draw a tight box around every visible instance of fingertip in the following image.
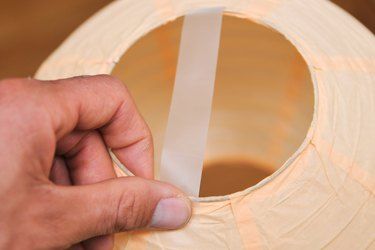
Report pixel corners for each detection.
[150,196,192,230]
[110,177,192,230]
[111,148,154,179]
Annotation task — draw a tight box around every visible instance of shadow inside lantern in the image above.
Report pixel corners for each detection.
[200,159,273,197]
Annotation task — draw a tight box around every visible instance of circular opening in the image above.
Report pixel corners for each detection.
[112,15,314,197]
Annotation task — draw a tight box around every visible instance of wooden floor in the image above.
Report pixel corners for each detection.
[0,0,374,79]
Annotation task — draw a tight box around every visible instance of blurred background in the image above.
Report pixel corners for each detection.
[1,1,374,197]
[0,0,374,79]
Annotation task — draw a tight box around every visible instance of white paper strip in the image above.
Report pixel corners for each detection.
[159,8,223,196]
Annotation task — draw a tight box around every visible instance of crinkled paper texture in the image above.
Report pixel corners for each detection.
[36,0,375,249]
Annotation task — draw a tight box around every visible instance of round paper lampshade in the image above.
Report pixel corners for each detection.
[36,0,375,248]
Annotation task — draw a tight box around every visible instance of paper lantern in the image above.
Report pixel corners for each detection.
[36,0,375,249]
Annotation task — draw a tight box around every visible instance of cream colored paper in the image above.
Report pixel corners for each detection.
[159,7,223,196]
[36,0,375,249]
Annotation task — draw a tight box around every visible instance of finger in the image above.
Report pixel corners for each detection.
[57,130,115,249]
[57,130,115,184]
[51,177,191,244]
[42,75,153,179]
[49,156,71,185]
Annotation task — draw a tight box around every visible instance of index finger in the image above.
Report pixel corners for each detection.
[43,75,154,179]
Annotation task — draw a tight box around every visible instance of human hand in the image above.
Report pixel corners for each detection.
[0,75,191,249]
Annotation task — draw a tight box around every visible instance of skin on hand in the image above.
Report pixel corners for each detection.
[0,75,191,250]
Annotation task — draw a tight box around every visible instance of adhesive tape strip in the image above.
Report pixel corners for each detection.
[159,7,223,196]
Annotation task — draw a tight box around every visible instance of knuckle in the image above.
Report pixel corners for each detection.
[140,133,153,153]
[98,75,125,89]
[71,74,126,94]
[104,75,129,95]
[94,75,129,102]
[113,180,151,232]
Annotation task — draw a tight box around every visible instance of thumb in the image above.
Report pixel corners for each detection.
[54,177,191,243]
